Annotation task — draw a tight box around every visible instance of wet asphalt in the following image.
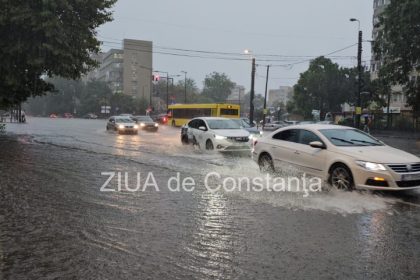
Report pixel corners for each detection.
[1,118,420,280]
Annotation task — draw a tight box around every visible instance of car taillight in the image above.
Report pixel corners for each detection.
[163,117,167,122]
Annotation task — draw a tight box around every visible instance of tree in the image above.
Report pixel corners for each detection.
[373,0,420,113]
[202,72,235,102]
[0,0,116,107]
[290,57,374,119]
[79,80,112,116]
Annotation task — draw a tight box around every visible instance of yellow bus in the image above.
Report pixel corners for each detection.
[167,103,240,126]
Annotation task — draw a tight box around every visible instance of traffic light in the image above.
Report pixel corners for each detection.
[152,74,160,82]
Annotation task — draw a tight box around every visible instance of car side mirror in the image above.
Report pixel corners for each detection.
[110,120,115,123]
[198,126,207,131]
[309,141,326,149]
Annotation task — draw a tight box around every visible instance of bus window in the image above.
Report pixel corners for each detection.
[220,108,239,116]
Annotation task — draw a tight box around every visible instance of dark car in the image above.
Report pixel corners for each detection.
[153,114,168,125]
[132,115,159,131]
[106,116,138,134]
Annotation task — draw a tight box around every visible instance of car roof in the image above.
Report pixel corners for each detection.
[286,124,352,130]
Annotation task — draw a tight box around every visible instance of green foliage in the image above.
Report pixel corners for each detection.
[202,72,235,102]
[25,78,115,116]
[373,0,420,112]
[0,0,116,106]
[291,57,374,118]
[0,123,5,133]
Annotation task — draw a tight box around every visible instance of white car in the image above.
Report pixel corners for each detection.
[253,124,420,191]
[181,117,251,152]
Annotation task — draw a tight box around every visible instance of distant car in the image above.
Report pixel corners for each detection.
[231,118,263,140]
[106,116,138,134]
[50,113,58,118]
[298,121,316,125]
[84,113,98,119]
[181,117,251,152]
[63,113,73,118]
[154,114,169,124]
[254,124,420,191]
[263,121,288,131]
[132,115,159,131]
[284,120,300,125]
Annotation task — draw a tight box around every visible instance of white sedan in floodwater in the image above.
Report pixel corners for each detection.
[253,124,420,191]
[181,117,251,152]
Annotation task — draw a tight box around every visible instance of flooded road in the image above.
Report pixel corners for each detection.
[1,118,420,279]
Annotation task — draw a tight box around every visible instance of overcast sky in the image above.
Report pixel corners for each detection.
[98,0,374,95]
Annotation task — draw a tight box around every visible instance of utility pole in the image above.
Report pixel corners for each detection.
[262,65,270,127]
[166,72,169,110]
[181,71,187,103]
[249,58,256,126]
[355,31,363,128]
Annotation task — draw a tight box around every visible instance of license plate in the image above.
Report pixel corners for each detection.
[401,173,420,181]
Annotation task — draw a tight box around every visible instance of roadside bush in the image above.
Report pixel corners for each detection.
[0,123,5,133]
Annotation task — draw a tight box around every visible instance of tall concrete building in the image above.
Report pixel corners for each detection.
[370,0,410,112]
[87,39,153,104]
[122,39,153,103]
[268,86,293,107]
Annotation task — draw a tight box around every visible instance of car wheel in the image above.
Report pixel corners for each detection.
[205,139,214,150]
[259,153,274,173]
[181,135,189,145]
[330,164,354,191]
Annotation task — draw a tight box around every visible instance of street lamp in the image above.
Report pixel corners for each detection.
[244,49,256,126]
[181,71,187,103]
[350,18,363,129]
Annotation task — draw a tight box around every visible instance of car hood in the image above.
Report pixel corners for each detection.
[245,127,260,134]
[335,145,420,164]
[213,129,250,137]
[139,121,156,125]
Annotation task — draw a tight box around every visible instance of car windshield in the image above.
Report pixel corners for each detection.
[231,119,251,128]
[136,116,153,122]
[320,129,383,146]
[206,119,241,129]
[115,118,133,123]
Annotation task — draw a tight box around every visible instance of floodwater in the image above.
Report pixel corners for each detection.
[1,118,420,279]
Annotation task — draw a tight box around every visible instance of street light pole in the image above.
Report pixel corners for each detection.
[181,71,187,103]
[350,18,363,129]
[263,65,270,127]
[249,57,256,126]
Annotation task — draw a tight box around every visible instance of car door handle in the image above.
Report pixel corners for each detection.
[294,151,300,155]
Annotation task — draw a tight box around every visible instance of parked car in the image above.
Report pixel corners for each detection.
[84,113,98,119]
[253,124,420,191]
[132,115,159,131]
[181,117,251,152]
[106,116,138,134]
[263,121,288,131]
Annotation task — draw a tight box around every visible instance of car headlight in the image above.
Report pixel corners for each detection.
[215,135,227,140]
[248,134,254,140]
[133,125,139,129]
[355,161,386,171]
[259,131,263,135]
[140,123,145,127]
[154,123,158,127]
[118,124,125,129]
